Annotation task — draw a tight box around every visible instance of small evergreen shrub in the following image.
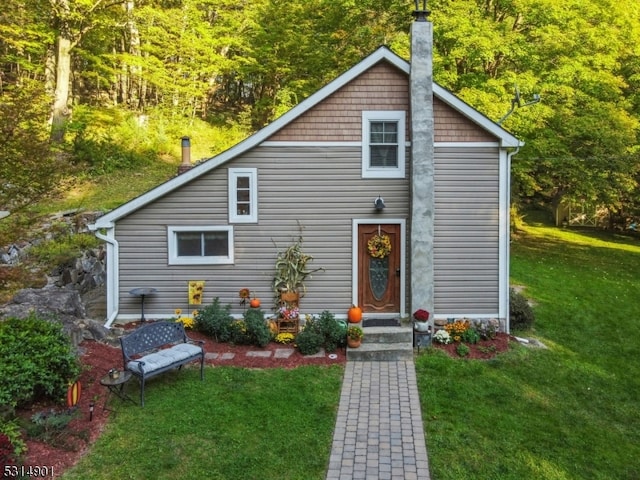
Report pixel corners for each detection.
[239,309,271,347]
[295,329,324,355]
[195,297,234,341]
[510,288,535,331]
[296,311,345,355]
[0,314,81,407]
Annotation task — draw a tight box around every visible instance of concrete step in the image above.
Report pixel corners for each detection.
[347,325,414,361]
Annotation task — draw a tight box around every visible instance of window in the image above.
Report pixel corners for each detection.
[229,168,258,223]
[362,111,406,178]
[168,226,234,265]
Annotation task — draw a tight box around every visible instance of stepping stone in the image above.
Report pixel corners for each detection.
[246,351,272,358]
[274,348,294,359]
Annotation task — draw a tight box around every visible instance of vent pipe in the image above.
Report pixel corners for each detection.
[178,136,192,174]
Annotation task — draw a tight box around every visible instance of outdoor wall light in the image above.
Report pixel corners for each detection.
[374,196,386,211]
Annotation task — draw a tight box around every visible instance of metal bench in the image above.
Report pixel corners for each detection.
[120,321,204,406]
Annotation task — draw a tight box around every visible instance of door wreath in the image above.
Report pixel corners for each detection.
[367,234,392,259]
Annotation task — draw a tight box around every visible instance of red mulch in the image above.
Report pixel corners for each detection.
[431,332,513,359]
[17,326,511,477]
[18,328,346,477]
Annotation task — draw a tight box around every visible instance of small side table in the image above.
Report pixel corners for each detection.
[413,329,432,353]
[100,370,135,409]
[129,287,157,322]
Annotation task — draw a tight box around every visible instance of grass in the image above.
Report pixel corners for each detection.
[62,365,344,480]
[416,223,640,479]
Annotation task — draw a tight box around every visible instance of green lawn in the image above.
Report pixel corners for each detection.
[63,223,640,479]
[62,366,344,480]
[417,224,640,479]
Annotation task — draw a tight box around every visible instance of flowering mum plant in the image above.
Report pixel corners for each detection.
[279,306,299,319]
[175,316,195,329]
[433,329,451,344]
[413,309,430,321]
[275,333,295,344]
[444,319,471,342]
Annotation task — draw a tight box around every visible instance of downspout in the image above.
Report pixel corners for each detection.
[504,145,520,334]
[91,225,120,329]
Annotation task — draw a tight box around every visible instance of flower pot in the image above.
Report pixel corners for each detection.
[347,337,362,348]
[414,321,430,332]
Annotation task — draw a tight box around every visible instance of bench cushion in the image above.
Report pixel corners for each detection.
[127,343,202,374]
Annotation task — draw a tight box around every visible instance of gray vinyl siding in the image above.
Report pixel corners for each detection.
[433,146,500,314]
[116,145,410,318]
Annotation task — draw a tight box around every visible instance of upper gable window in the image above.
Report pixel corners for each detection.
[168,226,234,265]
[228,168,258,223]
[362,111,406,179]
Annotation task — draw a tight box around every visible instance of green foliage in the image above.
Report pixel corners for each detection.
[418,224,640,479]
[455,343,470,357]
[62,366,344,479]
[509,288,536,331]
[460,327,480,344]
[26,233,102,267]
[0,420,25,462]
[25,408,78,445]
[0,315,81,407]
[295,329,324,356]
[194,297,234,341]
[239,309,271,347]
[196,300,270,347]
[296,311,345,355]
[0,80,74,213]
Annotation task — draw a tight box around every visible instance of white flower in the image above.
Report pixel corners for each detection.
[433,329,451,344]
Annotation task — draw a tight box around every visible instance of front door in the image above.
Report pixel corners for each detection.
[357,223,401,314]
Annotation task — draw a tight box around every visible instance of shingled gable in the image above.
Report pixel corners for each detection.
[90,46,520,230]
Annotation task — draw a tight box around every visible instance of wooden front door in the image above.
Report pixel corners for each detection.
[357,223,401,314]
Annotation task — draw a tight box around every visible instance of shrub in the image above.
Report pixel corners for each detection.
[461,327,481,344]
[0,432,16,470]
[296,311,345,354]
[510,288,535,331]
[195,297,234,341]
[295,329,324,355]
[456,344,470,357]
[313,311,346,352]
[0,314,81,407]
[240,309,271,348]
[0,420,25,461]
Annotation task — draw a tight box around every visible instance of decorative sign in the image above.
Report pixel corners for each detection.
[188,281,205,305]
[66,381,82,408]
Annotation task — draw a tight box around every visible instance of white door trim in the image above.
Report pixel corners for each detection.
[352,218,407,318]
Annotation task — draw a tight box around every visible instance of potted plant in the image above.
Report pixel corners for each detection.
[347,325,364,348]
[413,309,430,332]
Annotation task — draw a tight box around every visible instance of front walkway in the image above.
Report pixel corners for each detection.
[325,360,431,480]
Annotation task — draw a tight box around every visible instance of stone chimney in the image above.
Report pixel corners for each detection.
[177,136,192,174]
[410,3,435,318]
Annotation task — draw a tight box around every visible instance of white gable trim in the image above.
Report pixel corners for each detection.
[90,46,521,229]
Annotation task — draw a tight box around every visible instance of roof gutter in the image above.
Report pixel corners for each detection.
[89,224,119,329]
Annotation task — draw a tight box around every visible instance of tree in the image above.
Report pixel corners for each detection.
[0,81,74,215]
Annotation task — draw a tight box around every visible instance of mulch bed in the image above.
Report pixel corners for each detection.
[431,332,513,359]
[17,326,512,477]
[18,330,346,477]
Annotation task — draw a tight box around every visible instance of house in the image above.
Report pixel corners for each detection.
[89,13,522,331]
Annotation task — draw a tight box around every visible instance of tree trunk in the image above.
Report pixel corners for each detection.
[50,35,72,143]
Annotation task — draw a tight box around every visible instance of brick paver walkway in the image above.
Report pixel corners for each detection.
[326,361,431,480]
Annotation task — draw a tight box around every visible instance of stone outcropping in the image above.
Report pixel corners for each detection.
[0,286,120,348]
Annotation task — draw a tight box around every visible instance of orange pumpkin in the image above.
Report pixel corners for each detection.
[250,298,261,308]
[348,305,362,323]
